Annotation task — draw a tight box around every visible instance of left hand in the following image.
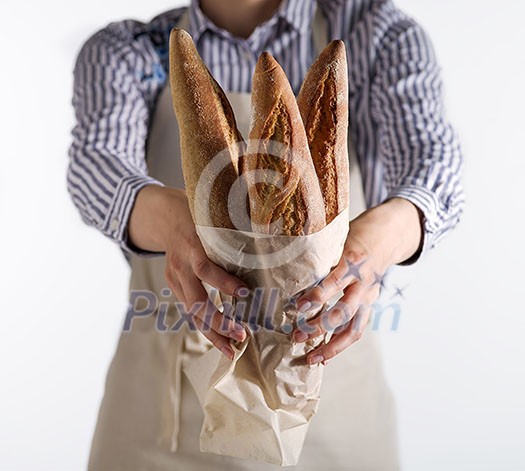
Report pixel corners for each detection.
[292,197,423,365]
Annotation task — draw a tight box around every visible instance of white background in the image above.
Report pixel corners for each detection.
[1,0,524,470]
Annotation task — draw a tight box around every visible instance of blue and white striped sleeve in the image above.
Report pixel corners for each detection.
[67,25,163,254]
[370,21,465,259]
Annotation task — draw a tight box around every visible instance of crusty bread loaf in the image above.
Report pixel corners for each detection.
[243,52,326,236]
[169,28,246,229]
[297,40,350,224]
[169,31,348,235]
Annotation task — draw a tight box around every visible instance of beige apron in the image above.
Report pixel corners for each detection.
[88,7,400,470]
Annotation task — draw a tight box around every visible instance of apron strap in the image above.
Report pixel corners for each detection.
[177,8,190,32]
[312,3,329,57]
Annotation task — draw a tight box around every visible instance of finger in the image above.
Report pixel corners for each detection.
[293,282,364,342]
[191,246,248,297]
[332,286,378,335]
[192,315,236,361]
[296,253,366,313]
[295,261,349,314]
[306,305,372,365]
[180,272,246,342]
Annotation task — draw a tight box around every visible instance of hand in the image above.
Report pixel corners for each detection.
[292,198,423,365]
[128,185,248,360]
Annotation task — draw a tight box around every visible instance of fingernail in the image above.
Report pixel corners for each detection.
[298,300,312,313]
[233,286,249,297]
[293,330,309,343]
[233,323,245,332]
[308,354,324,365]
[221,346,234,361]
[230,326,245,341]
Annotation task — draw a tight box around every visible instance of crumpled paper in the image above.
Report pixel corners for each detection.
[184,206,349,466]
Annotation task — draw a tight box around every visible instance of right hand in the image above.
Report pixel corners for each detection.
[128,185,247,360]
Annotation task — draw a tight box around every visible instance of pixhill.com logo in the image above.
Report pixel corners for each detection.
[128,138,410,347]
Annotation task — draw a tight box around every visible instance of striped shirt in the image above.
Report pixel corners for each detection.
[67,0,465,260]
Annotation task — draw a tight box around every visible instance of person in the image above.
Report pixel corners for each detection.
[67,0,464,469]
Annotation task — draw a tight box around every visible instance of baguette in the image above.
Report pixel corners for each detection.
[297,40,350,224]
[243,52,326,236]
[169,28,246,229]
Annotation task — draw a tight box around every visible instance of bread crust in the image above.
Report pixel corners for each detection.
[169,28,246,228]
[297,40,350,224]
[243,53,326,235]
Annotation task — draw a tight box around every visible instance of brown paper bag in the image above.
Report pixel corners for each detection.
[184,206,349,466]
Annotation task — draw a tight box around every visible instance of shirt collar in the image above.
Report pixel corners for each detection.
[188,1,211,41]
[188,0,317,42]
[277,0,317,33]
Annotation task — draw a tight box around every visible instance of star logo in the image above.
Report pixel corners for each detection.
[391,284,408,299]
[342,258,366,282]
[370,271,387,289]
